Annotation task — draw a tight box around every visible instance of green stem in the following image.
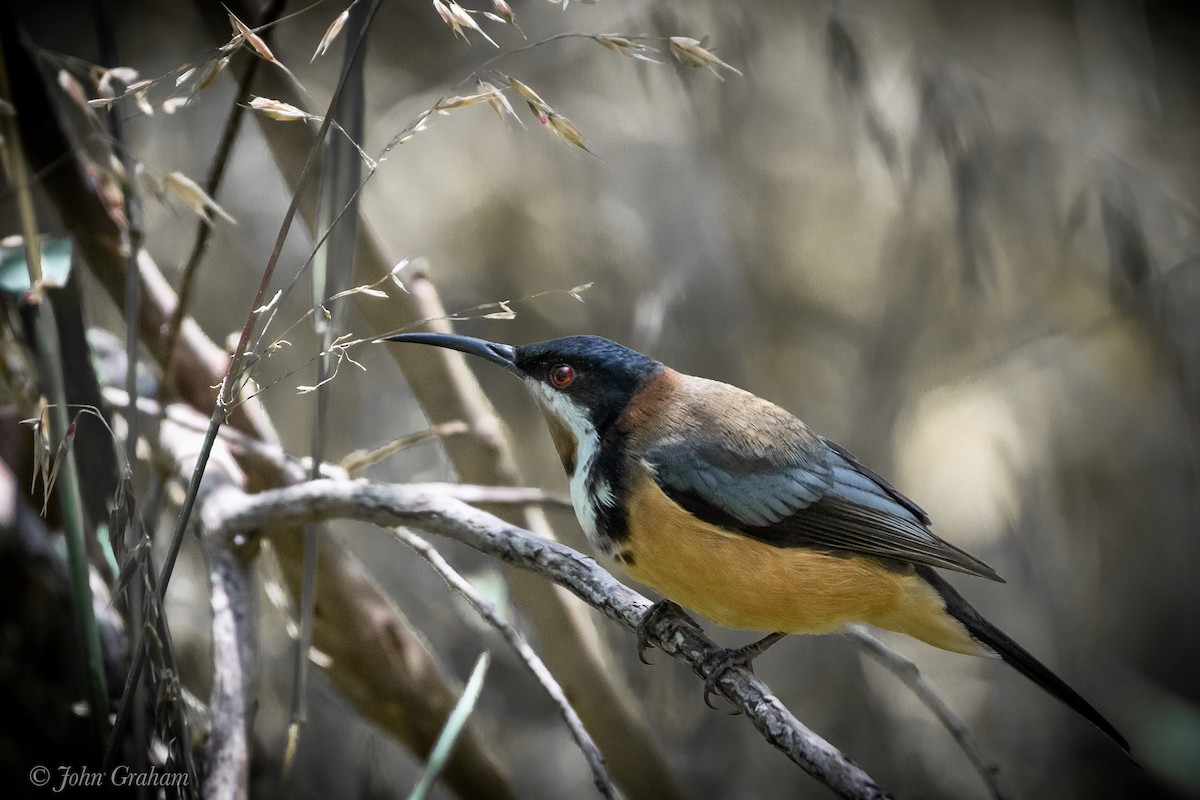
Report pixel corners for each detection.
[33,302,111,747]
[0,27,109,752]
[104,0,386,770]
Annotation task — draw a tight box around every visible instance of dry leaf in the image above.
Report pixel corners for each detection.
[433,0,498,47]
[491,0,516,23]
[510,78,589,150]
[133,88,154,117]
[197,56,231,92]
[329,284,388,301]
[509,78,550,114]
[40,411,83,516]
[488,0,522,33]
[595,35,660,63]
[387,259,411,292]
[476,80,521,124]
[97,66,139,98]
[254,290,282,314]
[313,8,350,61]
[482,300,516,320]
[163,171,235,225]
[175,67,195,86]
[59,70,101,121]
[161,97,190,114]
[568,281,594,301]
[435,86,505,111]
[448,1,497,46]
[229,11,278,63]
[667,36,743,79]
[249,96,313,122]
[88,163,128,229]
[545,112,591,153]
[433,0,455,30]
[21,402,50,506]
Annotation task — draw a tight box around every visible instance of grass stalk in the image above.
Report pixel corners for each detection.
[103,0,386,770]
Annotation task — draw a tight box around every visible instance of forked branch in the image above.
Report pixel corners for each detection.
[200,479,889,800]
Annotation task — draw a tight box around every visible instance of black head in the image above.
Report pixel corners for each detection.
[513,335,662,429]
[385,333,662,432]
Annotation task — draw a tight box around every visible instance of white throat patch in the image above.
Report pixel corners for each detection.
[525,379,615,549]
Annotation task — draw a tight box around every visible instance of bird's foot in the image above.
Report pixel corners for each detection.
[701,632,788,711]
[636,599,689,665]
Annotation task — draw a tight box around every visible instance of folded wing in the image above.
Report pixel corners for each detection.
[645,428,1002,582]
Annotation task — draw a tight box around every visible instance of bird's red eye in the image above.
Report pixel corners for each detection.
[550,364,575,389]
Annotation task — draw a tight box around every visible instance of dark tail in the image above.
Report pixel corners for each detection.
[917,566,1131,755]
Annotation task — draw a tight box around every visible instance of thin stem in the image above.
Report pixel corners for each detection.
[395,529,615,799]
[102,0,386,770]
[0,33,110,749]
[160,23,265,391]
[33,305,113,748]
[845,627,1010,800]
[103,400,222,771]
[203,479,890,800]
[93,0,150,784]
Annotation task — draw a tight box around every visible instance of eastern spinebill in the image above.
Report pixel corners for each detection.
[387,332,1129,753]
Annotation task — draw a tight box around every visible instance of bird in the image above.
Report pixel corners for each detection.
[387,331,1130,753]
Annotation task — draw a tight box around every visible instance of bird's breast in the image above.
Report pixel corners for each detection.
[614,473,978,649]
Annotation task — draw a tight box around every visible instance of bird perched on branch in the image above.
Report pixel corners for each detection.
[387,332,1129,753]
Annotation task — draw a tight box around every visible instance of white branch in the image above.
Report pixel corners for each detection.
[203,546,256,800]
[200,479,889,800]
[845,627,1009,800]
[394,529,614,799]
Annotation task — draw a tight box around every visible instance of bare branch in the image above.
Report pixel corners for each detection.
[211,7,687,789]
[150,396,517,799]
[201,479,890,800]
[845,627,1009,800]
[394,529,615,800]
[340,421,469,475]
[203,545,256,800]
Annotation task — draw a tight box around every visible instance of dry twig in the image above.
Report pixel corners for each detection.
[214,6,688,791]
[394,529,615,799]
[201,479,890,800]
[845,626,1009,800]
[203,543,257,800]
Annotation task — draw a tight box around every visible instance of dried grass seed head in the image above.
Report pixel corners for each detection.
[667,36,743,79]
[313,8,351,61]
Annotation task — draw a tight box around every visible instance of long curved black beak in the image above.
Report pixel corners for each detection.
[385,332,520,375]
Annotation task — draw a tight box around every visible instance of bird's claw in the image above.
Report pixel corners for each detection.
[701,647,758,712]
[699,633,787,711]
[636,599,685,665]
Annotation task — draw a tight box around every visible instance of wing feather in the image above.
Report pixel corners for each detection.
[644,426,1002,582]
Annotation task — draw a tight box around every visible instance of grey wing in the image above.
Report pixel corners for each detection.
[645,434,1003,582]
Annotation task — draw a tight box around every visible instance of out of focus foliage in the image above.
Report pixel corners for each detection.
[6,0,1199,798]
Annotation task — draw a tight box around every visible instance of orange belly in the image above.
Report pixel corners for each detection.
[617,478,981,655]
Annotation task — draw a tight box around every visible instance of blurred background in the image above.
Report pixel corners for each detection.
[4,0,1199,798]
